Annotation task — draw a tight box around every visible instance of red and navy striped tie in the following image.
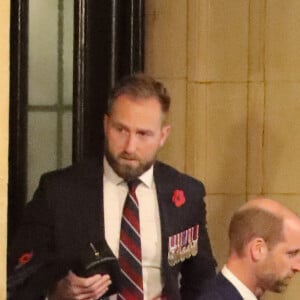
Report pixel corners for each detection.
[118,179,143,300]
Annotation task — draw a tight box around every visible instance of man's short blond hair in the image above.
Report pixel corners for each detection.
[228,207,284,255]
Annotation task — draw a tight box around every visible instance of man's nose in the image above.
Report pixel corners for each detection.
[124,134,137,153]
[292,258,300,273]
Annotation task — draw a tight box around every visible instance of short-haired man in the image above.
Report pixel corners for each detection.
[8,73,217,300]
[197,198,300,300]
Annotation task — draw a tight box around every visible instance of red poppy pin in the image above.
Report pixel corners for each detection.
[18,251,33,265]
[172,189,186,207]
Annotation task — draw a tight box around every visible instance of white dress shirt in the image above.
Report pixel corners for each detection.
[222,265,257,300]
[103,158,163,299]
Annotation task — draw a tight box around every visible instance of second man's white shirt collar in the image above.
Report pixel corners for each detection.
[222,265,257,300]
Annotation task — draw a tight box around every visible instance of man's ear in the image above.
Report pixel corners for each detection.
[249,238,268,262]
[159,124,171,147]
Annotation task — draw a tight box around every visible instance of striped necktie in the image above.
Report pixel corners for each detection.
[117,179,143,300]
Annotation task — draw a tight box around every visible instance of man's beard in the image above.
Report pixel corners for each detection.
[270,276,292,293]
[263,273,292,293]
[105,144,155,181]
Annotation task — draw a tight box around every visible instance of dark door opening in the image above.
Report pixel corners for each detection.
[8,0,144,244]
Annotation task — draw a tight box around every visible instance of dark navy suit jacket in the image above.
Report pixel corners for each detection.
[196,272,244,300]
[8,157,216,300]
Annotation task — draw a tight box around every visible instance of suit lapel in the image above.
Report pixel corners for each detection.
[154,162,187,276]
[153,162,175,237]
[72,158,105,243]
[153,161,192,237]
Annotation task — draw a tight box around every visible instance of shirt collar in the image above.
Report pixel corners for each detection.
[103,156,154,188]
[222,265,258,300]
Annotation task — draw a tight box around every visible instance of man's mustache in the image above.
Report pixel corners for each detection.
[119,153,139,160]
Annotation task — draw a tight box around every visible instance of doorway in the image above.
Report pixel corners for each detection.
[8,0,144,243]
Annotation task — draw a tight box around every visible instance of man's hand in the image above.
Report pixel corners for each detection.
[49,270,112,300]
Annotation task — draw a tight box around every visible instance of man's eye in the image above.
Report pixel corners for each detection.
[287,250,299,257]
[116,127,125,133]
[138,131,152,137]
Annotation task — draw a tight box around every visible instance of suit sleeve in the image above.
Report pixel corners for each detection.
[7,174,66,299]
[8,174,55,266]
[179,181,217,299]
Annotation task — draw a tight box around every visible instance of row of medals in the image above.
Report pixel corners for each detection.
[168,240,198,266]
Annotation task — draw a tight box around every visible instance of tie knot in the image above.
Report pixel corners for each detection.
[127,179,141,193]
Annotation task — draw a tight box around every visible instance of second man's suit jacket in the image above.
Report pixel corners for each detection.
[196,272,244,300]
[8,157,217,300]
